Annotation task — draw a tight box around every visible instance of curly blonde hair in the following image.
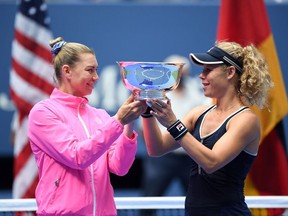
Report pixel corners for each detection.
[216,41,274,109]
[49,37,95,85]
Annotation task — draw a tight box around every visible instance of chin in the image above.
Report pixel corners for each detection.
[85,88,93,95]
[203,91,213,98]
[85,92,92,97]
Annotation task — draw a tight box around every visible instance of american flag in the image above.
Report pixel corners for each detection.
[10,0,54,201]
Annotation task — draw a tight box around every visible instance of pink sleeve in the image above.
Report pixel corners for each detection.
[107,130,138,176]
[28,103,124,170]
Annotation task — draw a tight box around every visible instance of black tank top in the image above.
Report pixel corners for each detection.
[185,105,255,216]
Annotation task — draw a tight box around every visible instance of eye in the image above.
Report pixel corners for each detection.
[87,68,96,74]
[202,64,222,75]
[202,67,212,75]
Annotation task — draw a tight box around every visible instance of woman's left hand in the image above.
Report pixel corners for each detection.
[146,98,177,128]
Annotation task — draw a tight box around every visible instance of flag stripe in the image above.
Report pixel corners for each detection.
[250,126,288,195]
[11,39,54,85]
[10,71,51,112]
[10,88,33,117]
[23,176,39,199]
[13,152,39,198]
[14,28,52,63]
[10,0,54,200]
[14,141,34,179]
[217,2,288,215]
[12,58,54,95]
[13,115,29,157]
[217,0,270,46]
[250,34,288,143]
[12,115,39,201]
[15,12,52,51]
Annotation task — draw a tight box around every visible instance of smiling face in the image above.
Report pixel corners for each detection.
[60,53,99,97]
[199,64,232,98]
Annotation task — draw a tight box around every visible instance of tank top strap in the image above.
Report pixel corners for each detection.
[224,106,250,124]
[202,104,216,115]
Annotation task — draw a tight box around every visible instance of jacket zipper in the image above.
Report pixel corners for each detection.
[78,104,97,216]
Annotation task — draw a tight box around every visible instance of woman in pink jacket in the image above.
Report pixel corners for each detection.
[28,37,145,216]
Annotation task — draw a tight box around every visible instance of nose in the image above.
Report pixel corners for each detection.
[93,72,99,80]
[199,71,204,80]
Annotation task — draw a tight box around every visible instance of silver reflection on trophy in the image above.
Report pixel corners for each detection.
[117,61,184,100]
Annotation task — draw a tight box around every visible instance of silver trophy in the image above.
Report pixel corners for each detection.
[118,61,184,100]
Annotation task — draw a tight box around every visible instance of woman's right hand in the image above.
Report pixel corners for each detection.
[146,98,177,128]
[115,94,146,125]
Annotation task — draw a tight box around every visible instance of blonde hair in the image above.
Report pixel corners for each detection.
[49,37,95,85]
[216,41,274,109]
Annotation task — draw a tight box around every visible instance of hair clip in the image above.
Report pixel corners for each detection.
[51,41,67,56]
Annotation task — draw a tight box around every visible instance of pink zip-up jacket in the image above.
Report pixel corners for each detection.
[28,88,138,216]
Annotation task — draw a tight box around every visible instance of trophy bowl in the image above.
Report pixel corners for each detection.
[117,61,185,100]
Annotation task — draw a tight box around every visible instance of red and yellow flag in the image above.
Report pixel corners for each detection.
[217,0,288,215]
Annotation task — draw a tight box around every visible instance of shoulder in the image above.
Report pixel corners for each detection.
[28,99,58,123]
[228,108,260,139]
[189,105,212,116]
[228,108,260,154]
[183,105,214,130]
[30,98,51,113]
[230,108,259,126]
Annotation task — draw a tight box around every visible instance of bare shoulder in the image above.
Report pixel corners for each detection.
[183,105,213,130]
[231,108,259,127]
[228,108,260,154]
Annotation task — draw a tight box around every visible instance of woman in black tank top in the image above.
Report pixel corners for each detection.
[141,41,273,215]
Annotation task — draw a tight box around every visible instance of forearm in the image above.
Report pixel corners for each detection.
[142,117,167,156]
[108,131,138,176]
[178,131,231,174]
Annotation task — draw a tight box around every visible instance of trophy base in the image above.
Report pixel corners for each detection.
[133,90,166,100]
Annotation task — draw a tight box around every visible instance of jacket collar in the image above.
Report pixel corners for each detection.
[50,88,89,108]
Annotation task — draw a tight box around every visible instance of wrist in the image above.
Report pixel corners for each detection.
[141,106,153,118]
[114,114,124,125]
[167,119,188,140]
[124,123,135,139]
